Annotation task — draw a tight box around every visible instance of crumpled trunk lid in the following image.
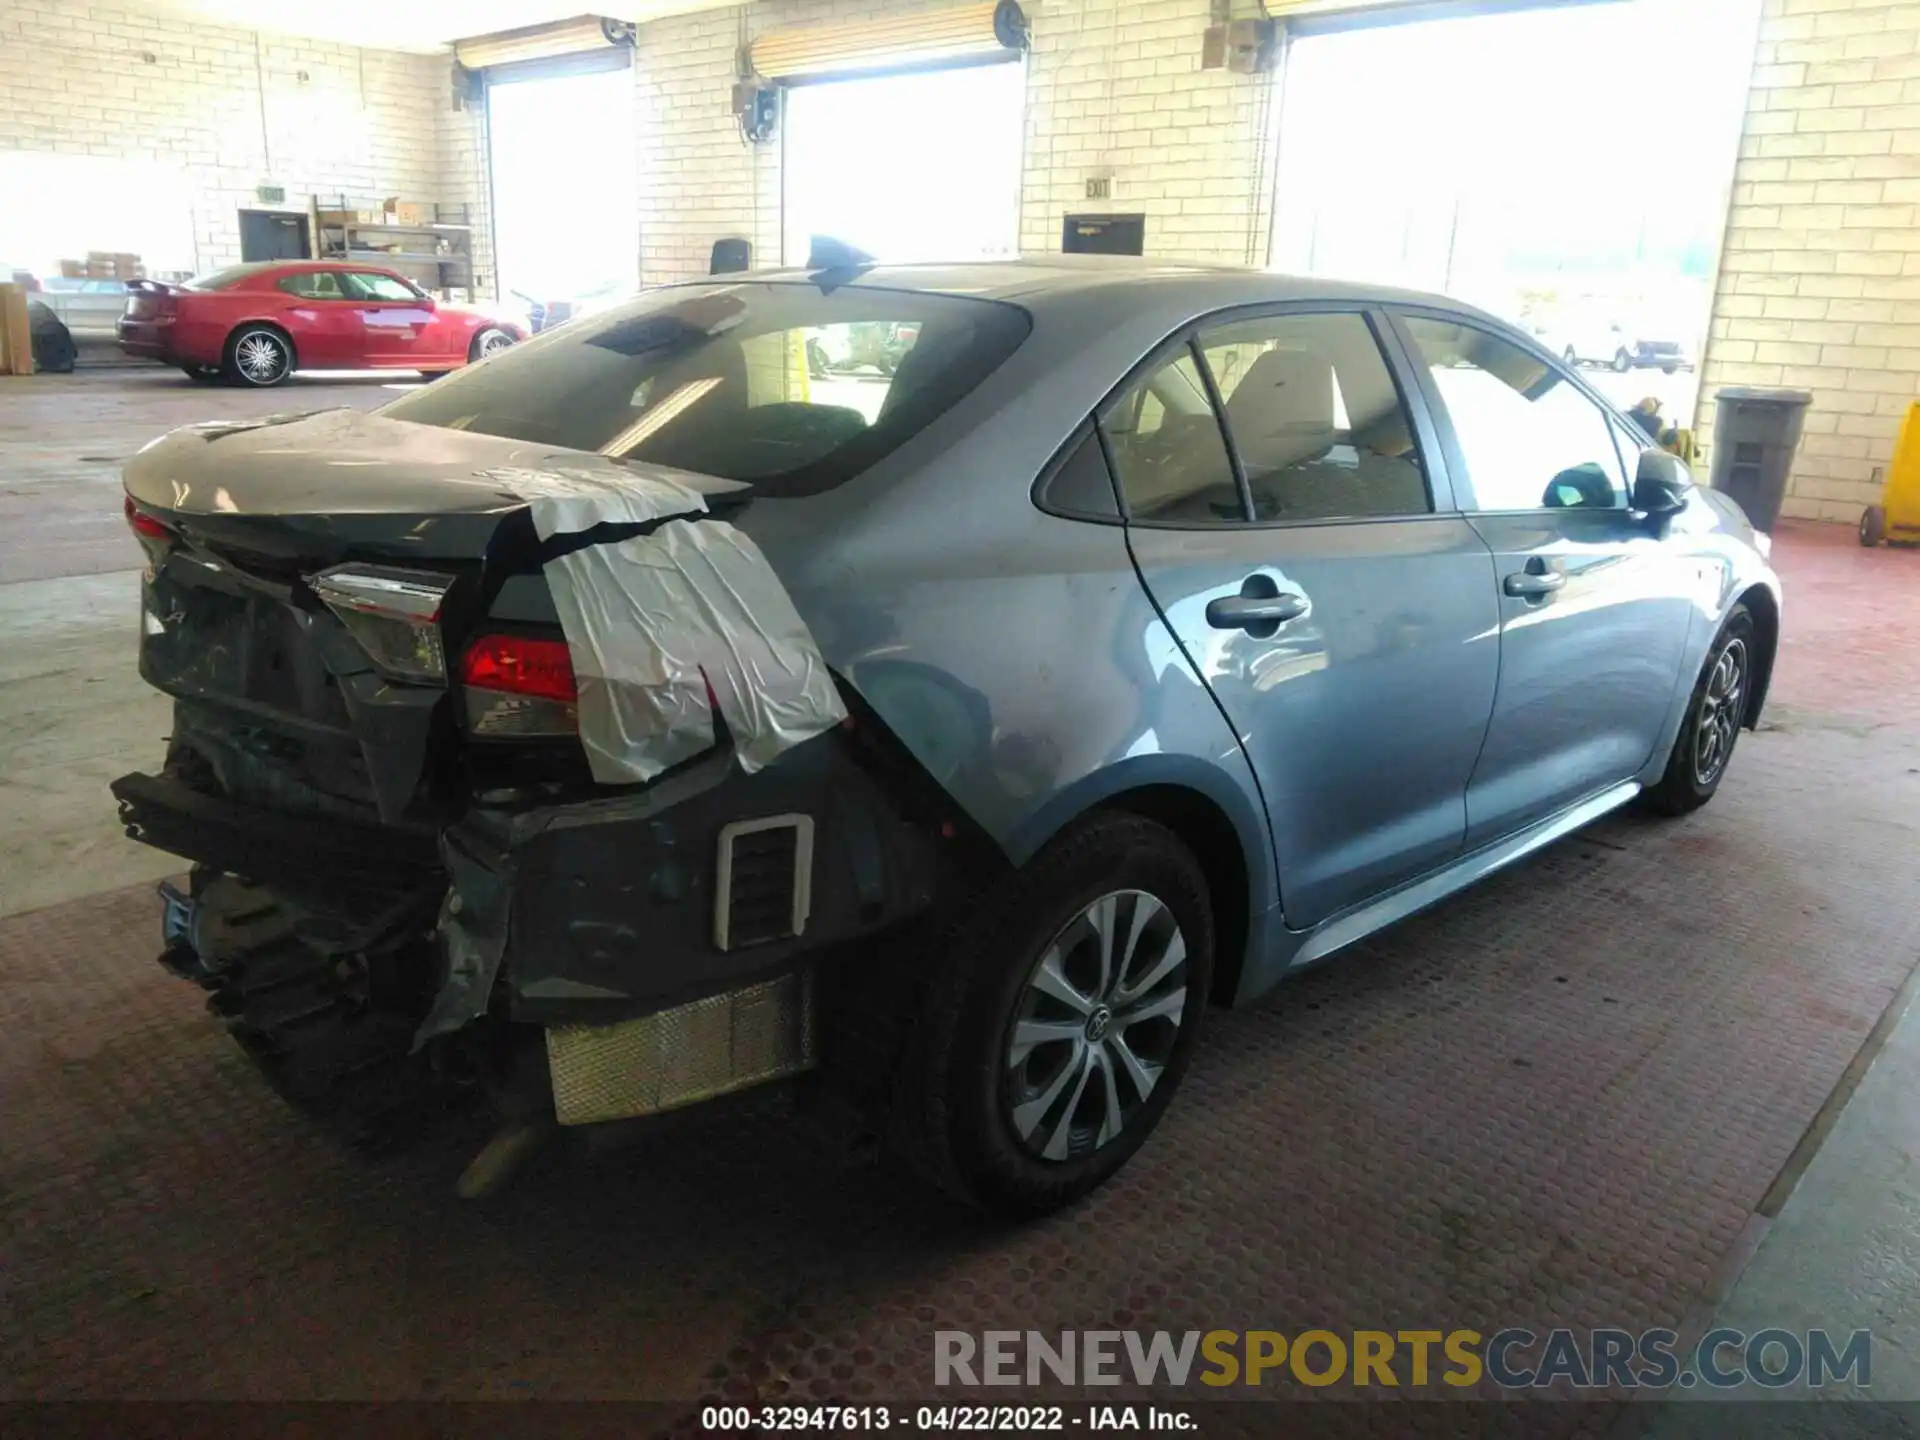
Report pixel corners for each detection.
[122,406,744,564]
[124,405,841,830]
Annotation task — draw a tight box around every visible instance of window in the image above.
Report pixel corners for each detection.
[1401,316,1627,512]
[382,282,1030,496]
[184,263,271,292]
[1611,421,1655,492]
[1199,312,1430,522]
[278,271,346,300]
[1102,348,1243,524]
[1036,426,1121,521]
[343,271,423,302]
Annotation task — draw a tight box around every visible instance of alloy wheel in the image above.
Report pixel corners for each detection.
[1004,889,1189,1162]
[478,329,513,358]
[234,332,289,384]
[1693,637,1747,787]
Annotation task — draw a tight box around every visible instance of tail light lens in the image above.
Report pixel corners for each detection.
[310,565,452,683]
[460,633,579,737]
[125,495,175,568]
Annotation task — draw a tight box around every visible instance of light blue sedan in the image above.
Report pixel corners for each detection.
[118,259,1780,1212]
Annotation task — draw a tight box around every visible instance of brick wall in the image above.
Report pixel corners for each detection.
[633,0,1279,286]
[1017,0,1276,264]
[1698,0,1920,522]
[0,0,452,275]
[437,79,496,294]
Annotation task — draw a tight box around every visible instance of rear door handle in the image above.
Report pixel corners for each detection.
[1503,570,1565,598]
[1206,593,1309,630]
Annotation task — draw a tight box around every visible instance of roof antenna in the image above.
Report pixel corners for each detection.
[806,234,875,273]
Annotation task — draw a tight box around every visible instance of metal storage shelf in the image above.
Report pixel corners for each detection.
[341,250,469,264]
[307,197,478,300]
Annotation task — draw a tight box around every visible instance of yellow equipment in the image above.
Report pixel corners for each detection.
[1861,400,1920,547]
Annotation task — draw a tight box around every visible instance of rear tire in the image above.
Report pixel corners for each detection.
[1563,346,1579,367]
[1612,348,1633,373]
[223,325,294,386]
[1861,504,1887,548]
[1644,604,1754,817]
[890,812,1212,1217]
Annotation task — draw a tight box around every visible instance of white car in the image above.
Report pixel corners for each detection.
[1534,311,1690,374]
[35,277,134,341]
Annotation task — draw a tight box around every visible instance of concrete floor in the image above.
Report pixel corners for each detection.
[3,370,1919,1424]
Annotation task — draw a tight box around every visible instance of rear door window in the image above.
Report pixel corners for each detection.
[279,272,347,300]
[1101,347,1244,525]
[1197,311,1431,522]
[382,283,1031,495]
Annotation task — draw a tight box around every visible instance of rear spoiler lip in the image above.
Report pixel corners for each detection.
[124,277,180,295]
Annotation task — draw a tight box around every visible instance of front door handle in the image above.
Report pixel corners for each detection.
[1503,569,1565,599]
[1207,592,1309,631]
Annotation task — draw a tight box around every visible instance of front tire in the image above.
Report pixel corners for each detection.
[1861,504,1887,548]
[1644,604,1754,816]
[1612,348,1633,373]
[223,326,294,386]
[891,812,1212,1217]
[1563,346,1580,368]
[469,327,515,363]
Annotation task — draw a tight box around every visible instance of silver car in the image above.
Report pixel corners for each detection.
[117,259,1779,1213]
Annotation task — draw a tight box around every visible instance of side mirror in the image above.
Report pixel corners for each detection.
[1631,448,1692,516]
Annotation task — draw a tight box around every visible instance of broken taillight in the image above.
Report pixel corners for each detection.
[124,495,171,540]
[310,565,453,683]
[460,633,579,737]
[124,494,175,570]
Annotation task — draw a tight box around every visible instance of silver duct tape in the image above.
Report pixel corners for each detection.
[482,462,713,536]
[542,517,847,785]
[479,465,846,785]
[544,971,817,1126]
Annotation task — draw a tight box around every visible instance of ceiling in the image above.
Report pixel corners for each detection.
[137,0,744,53]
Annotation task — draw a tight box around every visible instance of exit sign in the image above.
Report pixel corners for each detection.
[256,185,286,203]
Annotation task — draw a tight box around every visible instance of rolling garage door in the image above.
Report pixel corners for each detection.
[751,2,1030,264]
[1264,0,1760,418]
[460,17,639,314]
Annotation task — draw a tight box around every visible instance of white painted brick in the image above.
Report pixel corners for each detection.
[2,0,462,277]
[1701,0,1920,513]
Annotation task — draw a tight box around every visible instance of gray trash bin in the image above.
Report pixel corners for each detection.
[1708,387,1812,533]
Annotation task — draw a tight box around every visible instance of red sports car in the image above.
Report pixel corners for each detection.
[116,260,526,386]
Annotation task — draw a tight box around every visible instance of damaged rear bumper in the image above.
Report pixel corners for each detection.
[115,708,947,1123]
[112,771,439,901]
[426,726,942,1039]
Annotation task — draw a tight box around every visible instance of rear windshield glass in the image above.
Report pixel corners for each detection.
[380,282,1031,495]
[184,264,266,292]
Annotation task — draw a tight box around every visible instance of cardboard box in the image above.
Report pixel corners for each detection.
[393,201,428,227]
[0,283,33,376]
[59,259,84,279]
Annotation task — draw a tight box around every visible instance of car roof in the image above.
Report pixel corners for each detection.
[212,260,396,278]
[692,255,1498,322]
